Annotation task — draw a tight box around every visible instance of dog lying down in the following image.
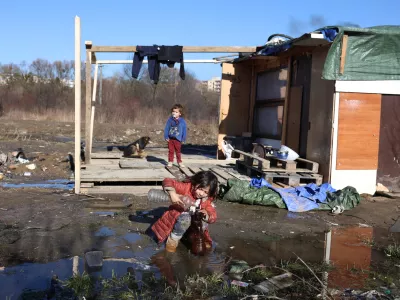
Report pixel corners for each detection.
[108,136,152,158]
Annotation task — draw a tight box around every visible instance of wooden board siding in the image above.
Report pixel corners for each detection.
[306,47,335,182]
[336,93,381,170]
[377,95,400,190]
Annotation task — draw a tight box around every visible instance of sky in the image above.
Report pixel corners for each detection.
[1,0,399,80]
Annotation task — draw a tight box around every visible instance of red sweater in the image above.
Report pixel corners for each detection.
[151,178,217,244]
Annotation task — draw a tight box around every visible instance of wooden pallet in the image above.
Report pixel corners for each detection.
[236,160,323,186]
[233,149,319,173]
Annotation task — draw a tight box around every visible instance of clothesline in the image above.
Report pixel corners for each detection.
[95,59,220,64]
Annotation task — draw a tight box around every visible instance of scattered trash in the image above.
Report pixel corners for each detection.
[0,266,4,271]
[228,260,250,280]
[331,205,345,215]
[0,208,8,211]
[41,166,48,172]
[253,272,293,294]
[26,164,36,170]
[8,165,17,170]
[231,280,249,287]
[17,157,29,164]
[0,153,7,165]
[262,231,266,234]
[84,251,103,268]
[325,220,339,226]
[0,173,4,181]
[23,172,31,177]
[91,211,115,217]
[290,231,295,234]
[376,183,390,193]
[359,223,371,228]
[230,246,235,249]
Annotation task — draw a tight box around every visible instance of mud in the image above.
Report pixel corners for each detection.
[1,120,400,298]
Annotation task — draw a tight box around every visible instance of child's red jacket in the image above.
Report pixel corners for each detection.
[151,178,217,244]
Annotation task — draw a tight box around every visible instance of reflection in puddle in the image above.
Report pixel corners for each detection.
[94,227,115,237]
[2,225,399,298]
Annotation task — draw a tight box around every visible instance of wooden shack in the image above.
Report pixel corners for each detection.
[218,26,400,194]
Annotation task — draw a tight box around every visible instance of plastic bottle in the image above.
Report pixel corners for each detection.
[147,189,170,202]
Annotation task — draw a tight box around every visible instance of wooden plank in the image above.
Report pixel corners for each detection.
[285,86,303,153]
[74,16,81,194]
[80,167,174,181]
[337,93,381,170]
[91,152,123,159]
[89,63,98,159]
[80,182,94,188]
[281,56,292,145]
[296,158,319,173]
[119,160,164,169]
[339,35,348,75]
[81,185,162,196]
[211,168,235,180]
[179,167,194,177]
[85,51,92,165]
[306,47,334,181]
[227,170,251,181]
[165,166,186,181]
[188,166,202,174]
[233,150,271,169]
[91,46,257,53]
[218,62,252,158]
[89,159,119,165]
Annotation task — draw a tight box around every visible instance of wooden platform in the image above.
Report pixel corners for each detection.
[75,147,246,195]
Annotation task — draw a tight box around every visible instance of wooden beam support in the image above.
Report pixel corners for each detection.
[90,46,256,53]
[74,16,81,194]
[85,51,92,164]
[281,56,292,145]
[89,63,98,157]
[247,61,256,131]
[339,35,348,75]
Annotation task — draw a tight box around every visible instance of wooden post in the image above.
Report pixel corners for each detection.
[247,61,256,131]
[85,49,92,164]
[281,56,292,145]
[89,63,98,156]
[74,16,81,194]
[339,35,349,75]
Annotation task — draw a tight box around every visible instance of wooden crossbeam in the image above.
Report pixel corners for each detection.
[90,46,257,53]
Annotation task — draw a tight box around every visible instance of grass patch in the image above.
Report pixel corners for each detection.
[384,243,400,259]
[65,272,94,298]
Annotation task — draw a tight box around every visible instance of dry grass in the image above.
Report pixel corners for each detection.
[1,109,75,122]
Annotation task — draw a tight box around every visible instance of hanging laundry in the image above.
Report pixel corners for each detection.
[158,45,185,80]
[132,45,161,83]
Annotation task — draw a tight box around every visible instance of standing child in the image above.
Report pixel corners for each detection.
[150,171,218,253]
[164,104,187,167]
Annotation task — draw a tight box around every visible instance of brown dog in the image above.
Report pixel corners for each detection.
[119,136,151,158]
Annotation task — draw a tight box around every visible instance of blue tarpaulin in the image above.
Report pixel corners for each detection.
[270,183,337,212]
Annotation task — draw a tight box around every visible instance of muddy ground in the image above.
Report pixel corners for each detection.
[1,120,400,298]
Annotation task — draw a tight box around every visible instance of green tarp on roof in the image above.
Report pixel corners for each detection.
[322,25,400,80]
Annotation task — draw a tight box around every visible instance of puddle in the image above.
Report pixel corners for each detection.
[94,226,116,237]
[2,225,400,298]
[0,179,74,190]
[123,232,141,243]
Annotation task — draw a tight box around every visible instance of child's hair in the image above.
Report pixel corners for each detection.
[190,170,218,199]
[171,104,184,116]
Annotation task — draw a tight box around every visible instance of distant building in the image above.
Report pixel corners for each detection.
[207,77,221,92]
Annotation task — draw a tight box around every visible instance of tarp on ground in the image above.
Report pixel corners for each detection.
[220,179,361,213]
